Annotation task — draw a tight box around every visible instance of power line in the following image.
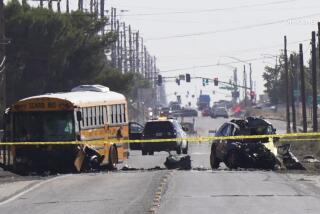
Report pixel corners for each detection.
[160,56,278,73]
[157,39,309,62]
[146,13,320,41]
[118,0,298,17]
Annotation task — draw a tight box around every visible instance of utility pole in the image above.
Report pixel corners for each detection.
[243,65,248,107]
[57,0,61,13]
[100,0,105,18]
[0,0,6,124]
[311,31,318,132]
[119,31,123,72]
[140,42,144,75]
[299,44,307,132]
[284,36,291,133]
[116,20,120,70]
[132,33,136,72]
[249,63,253,103]
[48,0,52,10]
[78,0,83,11]
[153,56,157,87]
[123,23,128,73]
[233,68,238,104]
[128,25,134,72]
[135,32,140,73]
[90,0,93,13]
[110,8,116,68]
[290,54,297,133]
[144,46,148,78]
[66,0,69,13]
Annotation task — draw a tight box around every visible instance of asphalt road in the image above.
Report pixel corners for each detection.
[1,116,319,214]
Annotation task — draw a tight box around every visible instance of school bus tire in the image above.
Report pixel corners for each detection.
[107,145,118,170]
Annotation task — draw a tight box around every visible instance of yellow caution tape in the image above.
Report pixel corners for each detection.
[0,132,320,145]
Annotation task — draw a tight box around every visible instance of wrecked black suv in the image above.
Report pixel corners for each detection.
[210,117,278,170]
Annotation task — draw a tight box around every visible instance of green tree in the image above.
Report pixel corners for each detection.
[4,0,149,107]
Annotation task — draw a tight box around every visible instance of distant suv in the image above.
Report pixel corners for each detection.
[141,119,188,155]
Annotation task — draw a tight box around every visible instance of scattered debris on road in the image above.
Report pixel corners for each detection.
[164,155,191,170]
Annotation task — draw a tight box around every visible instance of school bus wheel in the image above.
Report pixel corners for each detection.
[107,145,118,170]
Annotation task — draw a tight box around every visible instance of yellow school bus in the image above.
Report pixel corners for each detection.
[2,85,129,172]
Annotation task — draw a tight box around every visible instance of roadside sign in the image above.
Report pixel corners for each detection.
[307,95,320,105]
[293,90,300,97]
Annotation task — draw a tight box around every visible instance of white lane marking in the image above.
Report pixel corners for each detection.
[0,174,72,206]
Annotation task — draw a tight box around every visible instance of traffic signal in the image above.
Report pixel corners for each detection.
[205,78,209,85]
[157,75,162,86]
[186,73,191,82]
[214,78,218,86]
[176,78,180,86]
[202,78,206,86]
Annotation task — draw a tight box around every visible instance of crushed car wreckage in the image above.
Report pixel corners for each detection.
[210,117,304,170]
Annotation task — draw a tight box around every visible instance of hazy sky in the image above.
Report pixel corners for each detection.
[18,0,320,106]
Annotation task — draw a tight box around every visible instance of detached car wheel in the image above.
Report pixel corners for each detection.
[226,150,240,169]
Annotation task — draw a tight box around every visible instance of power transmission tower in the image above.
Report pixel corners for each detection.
[284,36,291,133]
[311,31,318,132]
[299,44,307,132]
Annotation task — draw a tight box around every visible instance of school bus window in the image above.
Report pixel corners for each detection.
[121,104,126,123]
[107,105,112,124]
[96,106,99,125]
[117,104,121,123]
[88,107,92,126]
[93,107,97,126]
[80,108,85,128]
[85,107,89,127]
[100,106,103,125]
[113,105,117,124]
[98,106,102,125]
[103,106,107,124]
